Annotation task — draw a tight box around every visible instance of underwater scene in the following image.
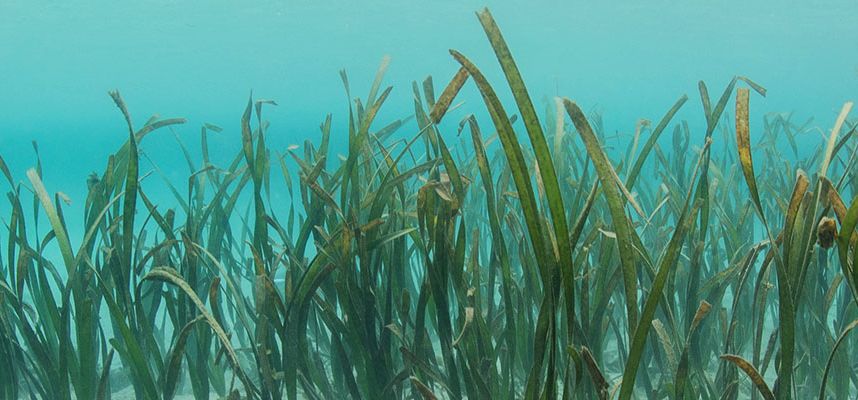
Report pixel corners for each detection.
[2,1,858,399]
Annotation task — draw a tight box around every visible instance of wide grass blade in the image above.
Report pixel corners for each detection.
[26,169,75,272]
[141,266,256,397]
[720,354,776,400]
[563,99,638,333]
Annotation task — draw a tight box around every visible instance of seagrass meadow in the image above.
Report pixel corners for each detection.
[3,7,858,400]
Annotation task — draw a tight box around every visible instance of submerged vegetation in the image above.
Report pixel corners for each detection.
[2,8,858,400]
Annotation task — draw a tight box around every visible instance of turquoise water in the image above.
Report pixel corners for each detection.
[3,0,856,241]
[3,0,856,182]
[2,1,858,398]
